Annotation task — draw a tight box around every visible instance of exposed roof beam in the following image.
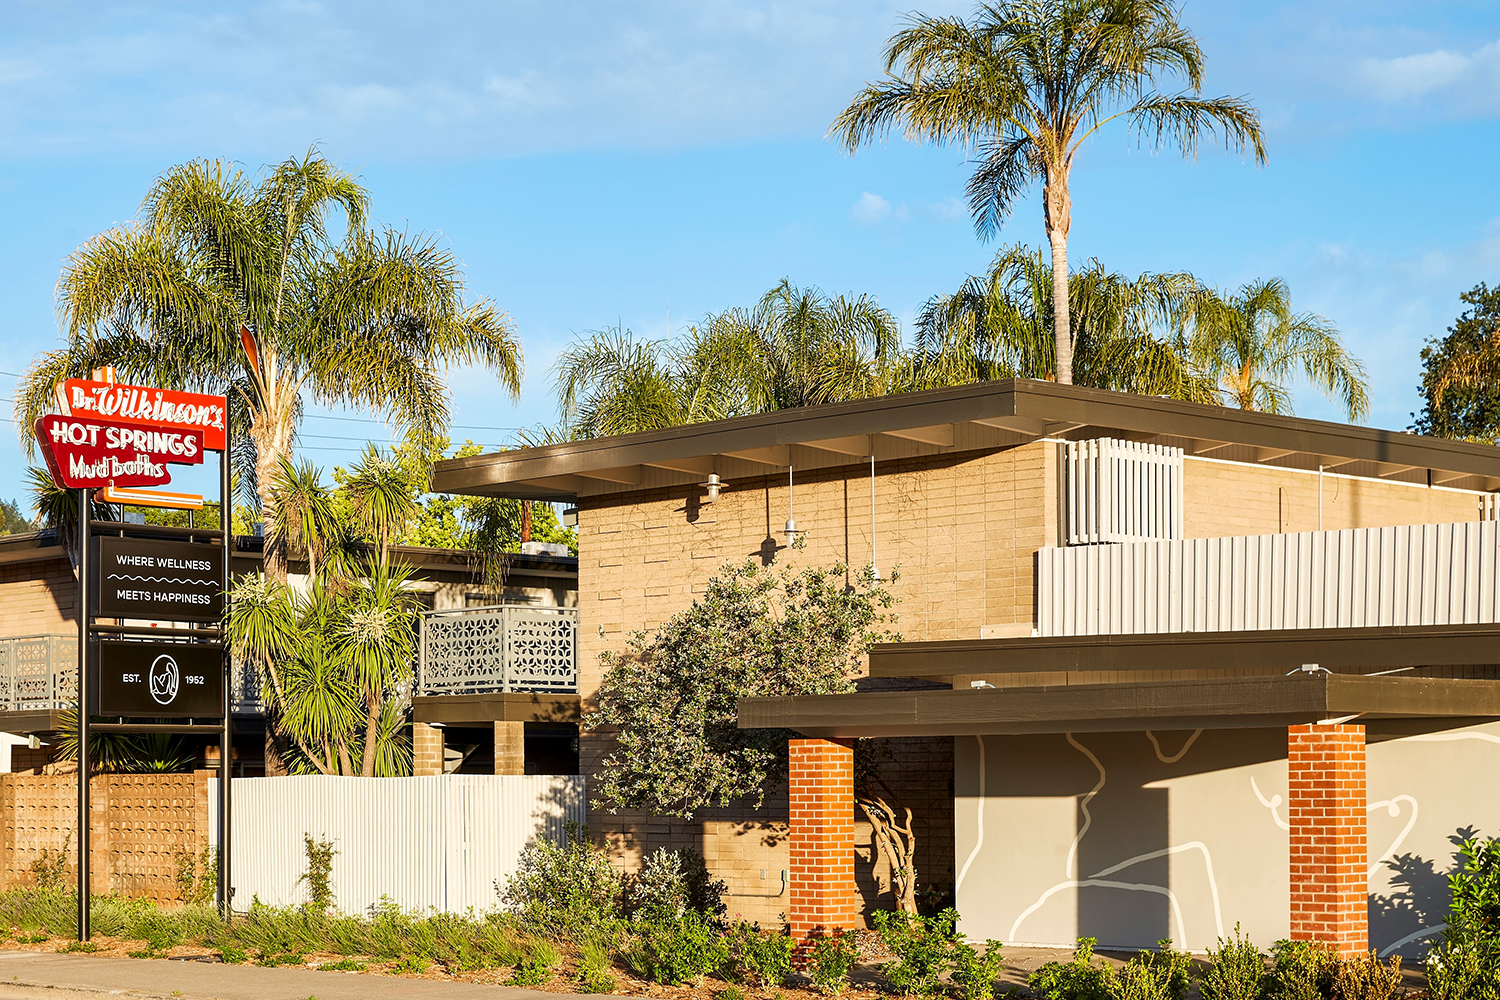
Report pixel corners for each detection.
[802,435,873,456]
[642,456,717,476]
[723,446,791,468]
[971,415,1049,437]
[578,465,641,485]
[1255,448,1300,463]
[1377,464,1422,479]
[880,424,954,447]
[1190,440,1234,456]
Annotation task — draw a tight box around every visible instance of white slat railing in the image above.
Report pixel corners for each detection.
[1037,520,1500,636]
[1064,438,1184,545]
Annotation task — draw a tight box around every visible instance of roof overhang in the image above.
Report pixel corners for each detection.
[737,674,1500,738]
[432,379,1500,501]
[412,692,581,725]
[868,623,1500,679]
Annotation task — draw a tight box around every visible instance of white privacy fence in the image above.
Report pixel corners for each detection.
[1038,520,1500,636]
[1063,438,1183,545]
[209,775,585,915]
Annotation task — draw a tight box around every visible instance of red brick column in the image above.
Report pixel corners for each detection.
[788,738,856,940]
[1288,723,1367,956]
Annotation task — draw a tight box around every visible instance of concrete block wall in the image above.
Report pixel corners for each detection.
[0,770,212,903]
[0,555,76,636]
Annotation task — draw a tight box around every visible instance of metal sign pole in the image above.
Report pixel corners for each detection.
[217,411,232,919]
[75,488,90,942]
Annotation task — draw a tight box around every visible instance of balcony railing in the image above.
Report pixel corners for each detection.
[418,605,578,696]
[1037,520,1500,637]
[0,634,77,712]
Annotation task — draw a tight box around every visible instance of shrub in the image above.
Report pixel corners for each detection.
[624,910,730,986]
[500,822,622,937]
[1332,951,1401,1000]
[717,986,748,1000]
[873,908,961,997]
[318,958,367,972]
[575,940,618,994]
[726,920,795,987]
[173,845,217,906]
[391,954,430,974]
[1200,926,1266,1000]
[298,834,337,915]
[1268,940,1338,1000]
[628,847,728,922]
[809,930,861,995]
[950,940,1005,1000]
[29,840,70,894]
[60,940,97,953]
[1029,938,1112,1000]
[1109,942,1190,1000]
[513,937,561,986]
[1427,942,1500,1000]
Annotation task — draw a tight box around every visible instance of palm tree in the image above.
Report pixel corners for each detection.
[342,445,421,565]
[913,244,1216,401]
[16,150,522,583]
[338,558,418,777]
[267,457,340,580]
[1186,278,1368,421]
[553,280,902,438]
[832,0,1267,385]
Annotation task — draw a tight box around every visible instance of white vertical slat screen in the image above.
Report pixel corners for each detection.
[1064,438,1184,545]
[1037,520,1500,637]
[210,774,585,915]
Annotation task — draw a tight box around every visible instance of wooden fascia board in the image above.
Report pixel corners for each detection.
[868,623,1500,677]
[412,692,581,725]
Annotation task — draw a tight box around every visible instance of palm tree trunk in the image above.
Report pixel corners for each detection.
[360,689,381,777]
[1044,171,1073,385]
[252,418,293,584]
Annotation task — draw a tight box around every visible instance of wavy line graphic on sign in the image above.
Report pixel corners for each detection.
[105,573,218,586]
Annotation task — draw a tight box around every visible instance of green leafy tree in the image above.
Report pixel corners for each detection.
[587,557,897,819]
[0,499,31,535]
[554,279,901,438]
[1186,278,1368,421]
[913,244,1215,402]
[832,0,1266,385]
[267,457,341,579]
[1414,283,1500,442]
[15,149,522,583]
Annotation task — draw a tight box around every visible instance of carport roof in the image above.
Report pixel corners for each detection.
[736,673,1500,738]
[431,378,1500,501]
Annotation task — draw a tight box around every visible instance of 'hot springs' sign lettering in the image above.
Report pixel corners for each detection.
[94,537,224,623]
[34,414,204,489]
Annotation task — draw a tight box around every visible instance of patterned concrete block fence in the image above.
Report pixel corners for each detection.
[0,771,211,903]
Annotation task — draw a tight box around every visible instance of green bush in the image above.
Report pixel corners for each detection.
[391,954,430,974]
[1109,942,1191,1000]
[628,846,728,922]
[873,909,961,997]
[298,834,337,915]
[1199,926,1266,1000]
[1268,940,1337,1000]
[318,958,367,972]
[1332,951,1401,1000]
[808,930,860,995]
[624,910,730,986]
[1028,938,1112,1000]
[512,937,561,986]
[1427,942,1500,1000]
[725,920,795,987]
[500,822,622,937]
[575,940,618,994]
[949,940,1004,1000]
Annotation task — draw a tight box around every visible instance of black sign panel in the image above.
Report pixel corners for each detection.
[92,641,224,718]
[94,536,224,623]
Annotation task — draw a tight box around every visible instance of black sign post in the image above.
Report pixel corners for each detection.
[70,397,232,942]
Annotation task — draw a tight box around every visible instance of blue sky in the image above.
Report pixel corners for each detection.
[2,1,1498,507]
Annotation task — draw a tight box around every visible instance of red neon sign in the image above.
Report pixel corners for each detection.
[57,379,227,452]
[34,414,204,489]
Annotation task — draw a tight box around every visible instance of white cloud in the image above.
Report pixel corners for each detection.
[850,191,891,223]
[1360,37,1500,106]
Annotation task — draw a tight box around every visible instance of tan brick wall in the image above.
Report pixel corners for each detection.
[788,739,856,939]
[0,770,211,903]
[0,556,76,638]
[1288,724,1367,956]
[1185,458,1485,537]
[412,723,443,777]
[580,443,1053,923]
[494,721,524,775]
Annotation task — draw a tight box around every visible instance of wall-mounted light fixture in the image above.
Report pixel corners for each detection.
[700,474,723,503]
[783,466,804,543]
[562,507,579,527]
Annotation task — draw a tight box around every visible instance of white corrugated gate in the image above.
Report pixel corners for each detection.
[1038,520,1500,636]
[208,775,584,915]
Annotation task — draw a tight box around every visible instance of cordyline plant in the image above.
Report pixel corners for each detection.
[589,557,925,910]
